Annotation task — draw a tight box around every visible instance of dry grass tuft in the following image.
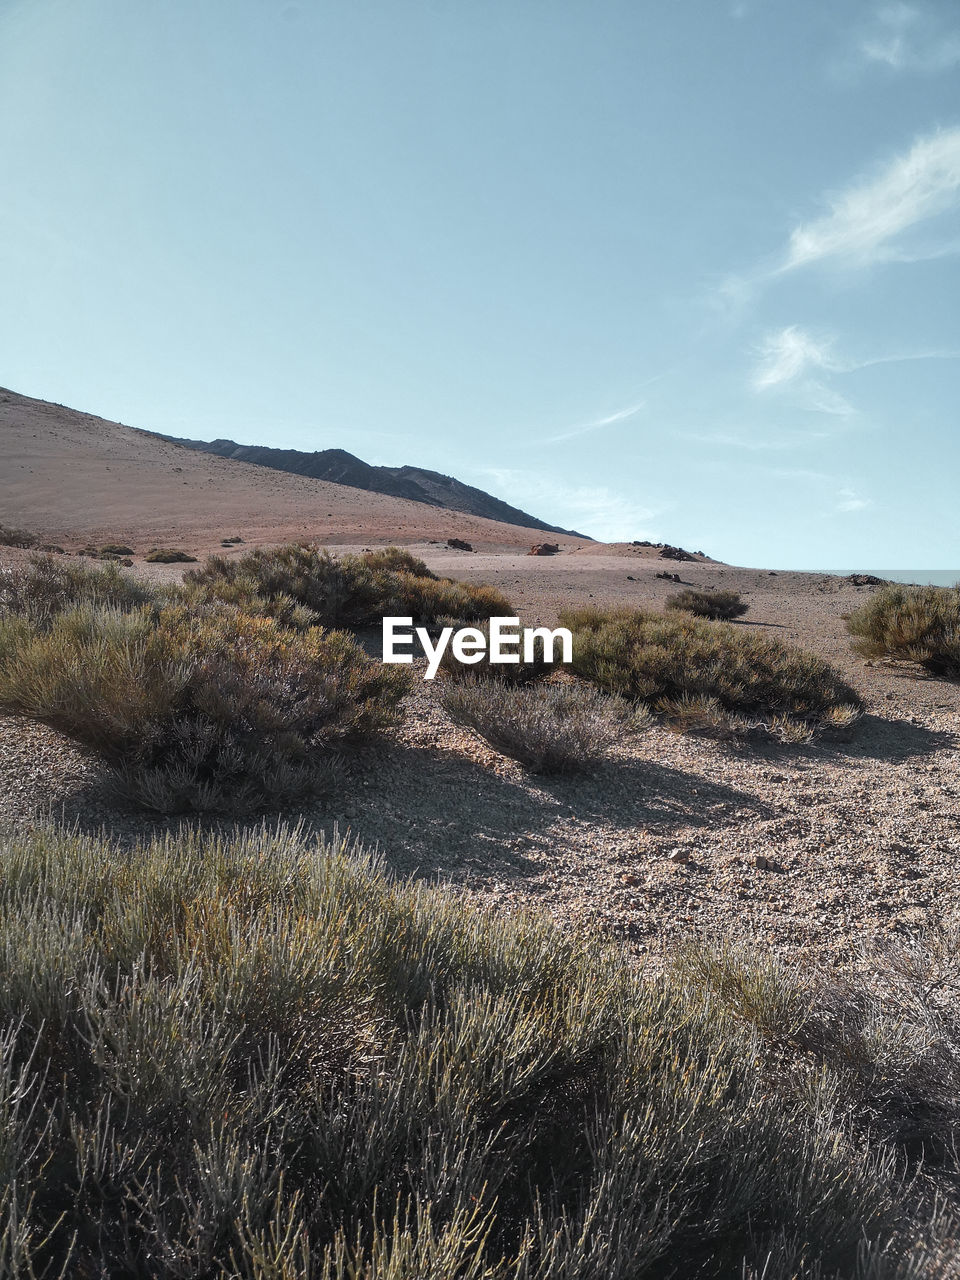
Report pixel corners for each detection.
[440,680,636,772]
[665,587,749,620]
[847,584,960,678]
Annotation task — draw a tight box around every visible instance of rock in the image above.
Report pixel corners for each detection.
[446,538,473,552]
[668,848,690,864]
[754,855,777,871]
[655,571,681,582]
[621,873,641,886]
[658,544,697,562]
[847,573,887,586]
[528,543,559,556]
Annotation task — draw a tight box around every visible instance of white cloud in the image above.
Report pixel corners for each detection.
[836,487,871,513]
[781,127,960,272]
[752,327,839,388]
[751,327,857,418]
[858,4,960,74]
[544,400,646,444]
[471,467,662,542]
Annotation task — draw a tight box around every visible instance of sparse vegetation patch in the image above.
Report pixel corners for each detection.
[186,542,512,628]
[846,583,960,678]
[561,605,862,738]
[666,587,749,620]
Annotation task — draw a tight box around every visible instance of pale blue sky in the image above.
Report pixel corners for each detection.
[1,0,958,566]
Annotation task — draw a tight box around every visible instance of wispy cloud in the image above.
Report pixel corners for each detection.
[752,327,839,388]
[543,400,646,445]
[857,4,960,74]
[471,467,662,542]
[780,127,960,272]
[751,327,857,418]
[836,487,871,513]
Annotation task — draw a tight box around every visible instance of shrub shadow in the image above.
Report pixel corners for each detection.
[819,713,957,764]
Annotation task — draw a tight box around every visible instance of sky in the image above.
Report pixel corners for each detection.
[1,0,958,567]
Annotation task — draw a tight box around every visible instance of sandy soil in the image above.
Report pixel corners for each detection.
[1,537,957,971]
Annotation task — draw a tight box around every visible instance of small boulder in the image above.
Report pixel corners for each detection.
[447,538,473,552]
[528,543,560,556]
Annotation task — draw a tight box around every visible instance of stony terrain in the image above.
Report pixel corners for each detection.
[2,541,956,971]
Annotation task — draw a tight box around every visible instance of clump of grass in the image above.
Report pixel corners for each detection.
[0,523,37,548]
[0,553,160,623]
[561,605,862,739]
[441,680,636,772]
[186,542,512,628]
[666,587,749,620]
[0,603,409,811]
[846,583,960,678]
[0,820,956,1278]
[97,542,135,557]
[144,547,197,563]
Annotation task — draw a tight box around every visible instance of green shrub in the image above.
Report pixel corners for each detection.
[561,606,862,738]
[0,523,36,548]
[0,603,409,811]
[97,543,135,557]
[144,547,197,563]
[0,820,953,1278]
[846,584,960,678]
[666,587,749,620]
[441,680,636,772]
[186,542,512,628]
[0,553,160,623]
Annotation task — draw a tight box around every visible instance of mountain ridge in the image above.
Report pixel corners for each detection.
[157,434,589,539]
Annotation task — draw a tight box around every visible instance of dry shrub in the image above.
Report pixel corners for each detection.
[0,821,956,1277]
[665,587,749,620]
[144,547,197,563]
[0,602,409,811]
[186,542,512,628]
[847,584,960,678]
[561,605,862,739]
[440,680,634,772]
[0,524,37,548]
[0,553,160,622]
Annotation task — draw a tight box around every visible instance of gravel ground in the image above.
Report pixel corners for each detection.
[1,552,957,969]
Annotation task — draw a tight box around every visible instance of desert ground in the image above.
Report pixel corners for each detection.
[2,531,957,970]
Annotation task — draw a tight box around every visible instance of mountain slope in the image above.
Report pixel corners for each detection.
[0,388,590,552]
[160,436,588,539]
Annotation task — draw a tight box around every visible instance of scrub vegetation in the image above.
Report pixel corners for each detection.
[0,822,956,1279]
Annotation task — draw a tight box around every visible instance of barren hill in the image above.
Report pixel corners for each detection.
[159,435,587,538]
[0,388,590,554]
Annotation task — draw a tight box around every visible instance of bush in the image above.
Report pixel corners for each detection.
[97,543,135,557]
[144,547,197,563]
[0,820,954,1278]
[666,587,749,620]
[561,606,862,738]
[0,523,36,548]
[0,603,409,811]
[0,553,160,623]
[360,545,436,577]
[186,542,512,628]
[441,680,635,772]
[438,618,556,685]
[846,584,960,678]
